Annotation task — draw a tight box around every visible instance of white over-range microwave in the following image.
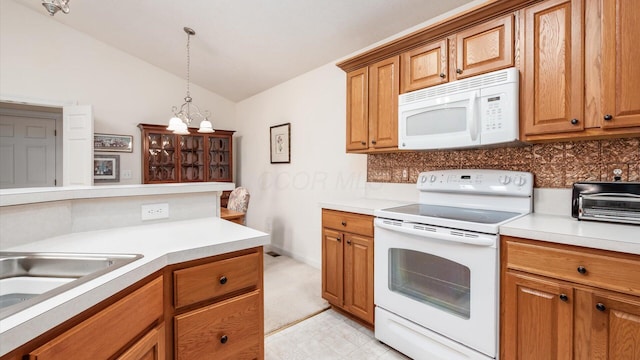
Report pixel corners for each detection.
[398,67,519,150]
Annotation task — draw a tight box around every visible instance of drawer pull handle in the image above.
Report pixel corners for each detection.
[341,221,347,226]
[220,335,228,344]
[559,294,568,302]
[596,303,606,312]
[577,266,587,274]
[219,276,228,285]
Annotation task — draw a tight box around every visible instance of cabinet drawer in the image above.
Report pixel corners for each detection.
[29,276,164,360]
[322,209,373,237]
[505,239,640,296]
[174,290,262,360]
[174,252,260,308]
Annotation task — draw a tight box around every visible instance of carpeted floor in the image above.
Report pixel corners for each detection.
[263,252,330,336]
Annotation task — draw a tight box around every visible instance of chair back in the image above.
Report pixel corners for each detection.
[227,187,250,213]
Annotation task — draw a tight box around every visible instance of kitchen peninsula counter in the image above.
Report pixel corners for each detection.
[0,217,269,356]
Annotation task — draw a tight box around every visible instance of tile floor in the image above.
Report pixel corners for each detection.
[265,309,411,360]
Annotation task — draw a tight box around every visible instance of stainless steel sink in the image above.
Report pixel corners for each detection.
[0,252,143,319]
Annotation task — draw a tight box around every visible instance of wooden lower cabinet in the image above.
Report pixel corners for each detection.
[170,247,264,360]
[6,248,265,360]
[321,209,374,325]
[28,276,164,360]
[501,236,640,359]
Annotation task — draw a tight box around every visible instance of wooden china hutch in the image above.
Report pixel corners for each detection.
[138,124,235,206]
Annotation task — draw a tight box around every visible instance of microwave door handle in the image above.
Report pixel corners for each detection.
[467,90,479,141]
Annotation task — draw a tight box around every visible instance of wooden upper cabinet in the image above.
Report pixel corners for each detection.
[346,56,399,153]
[346,68,368,151]
[368,56,399,149]
[454,15,514,79]
[401,39,448,92]
[521,0,584,136]
[600,0,640,129]
[400,14,513,94]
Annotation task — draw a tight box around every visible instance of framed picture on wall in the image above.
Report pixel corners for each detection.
[270,123,291,164]
[94,154,120,182]
[94,133,133,152]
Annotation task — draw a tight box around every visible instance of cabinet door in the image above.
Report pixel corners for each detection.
[178,134,205,182]
[502,271,573,360]
[322,228,343,306]
[142,129,178,183]
[590,290,640,360]
[207,133,233,182]
[601,0,640,129]
[454,14,514,79]
[401,39,448,92]
[521,0,584,136]
[116,324,165,360]
[346,67,369,151]
[368,56,399,149]
[343,233,374,325]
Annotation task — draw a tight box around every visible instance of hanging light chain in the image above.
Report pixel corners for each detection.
[185,29,191,101]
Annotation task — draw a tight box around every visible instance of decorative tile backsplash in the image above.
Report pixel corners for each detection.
[367,137,640,188]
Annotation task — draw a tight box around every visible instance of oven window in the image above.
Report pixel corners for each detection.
[389,248,470,319]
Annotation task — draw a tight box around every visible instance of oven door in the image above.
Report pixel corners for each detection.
[374,218,498,358]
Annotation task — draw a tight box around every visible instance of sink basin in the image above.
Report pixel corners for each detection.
[0,252,143,319]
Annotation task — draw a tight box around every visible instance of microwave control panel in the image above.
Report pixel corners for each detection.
[483,95,504,132]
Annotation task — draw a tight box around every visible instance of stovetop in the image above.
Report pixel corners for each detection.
[382,204,522,224]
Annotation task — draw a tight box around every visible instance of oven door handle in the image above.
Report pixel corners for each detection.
[375,219,495,246]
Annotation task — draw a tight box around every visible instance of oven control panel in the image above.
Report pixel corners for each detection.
[417,169,533,196]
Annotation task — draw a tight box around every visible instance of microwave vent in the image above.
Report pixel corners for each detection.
[400,67,513,105]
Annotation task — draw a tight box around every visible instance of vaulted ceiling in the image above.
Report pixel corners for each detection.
[13,0,476,101]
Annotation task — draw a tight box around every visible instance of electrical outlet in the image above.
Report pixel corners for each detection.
[141,203,169,221]
[402,168,409,181]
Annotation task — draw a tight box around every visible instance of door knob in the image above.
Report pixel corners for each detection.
[603,114,613,121]
[456,68,463,74]
[596,303,606,312]
[559,294,568,302]
[439,73,446,78]
[570,118,579,125]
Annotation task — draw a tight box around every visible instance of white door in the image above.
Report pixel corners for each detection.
[0,112,57,188]
[63,105,93,186]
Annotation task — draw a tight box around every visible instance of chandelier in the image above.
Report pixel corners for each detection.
[42,0,70,16]
[167,27,214,135]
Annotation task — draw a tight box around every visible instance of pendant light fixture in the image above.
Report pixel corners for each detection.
[167,27,214,135]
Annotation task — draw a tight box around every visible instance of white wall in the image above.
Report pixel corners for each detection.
[237,63,367,267]
[0,0,236,185]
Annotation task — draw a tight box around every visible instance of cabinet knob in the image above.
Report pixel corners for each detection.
[219,276,228,285]
[371,139,377,145]
[439,73,446,78]
[559,294,568,302]
[603,114,613,121]
[347,240,352,245]
[336,237,341,242]
[341,221,347,226]
[361,141,366,145]
[456,68,463,74]
[596,303,606,312]
[220,335,228,344]
[570,118,579,125]
[577,266,587,274]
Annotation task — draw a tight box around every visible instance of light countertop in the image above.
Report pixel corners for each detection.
[319,198,411,216]
[320,198,639,255]
[0,217,269,356]
[500,213,640,255]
